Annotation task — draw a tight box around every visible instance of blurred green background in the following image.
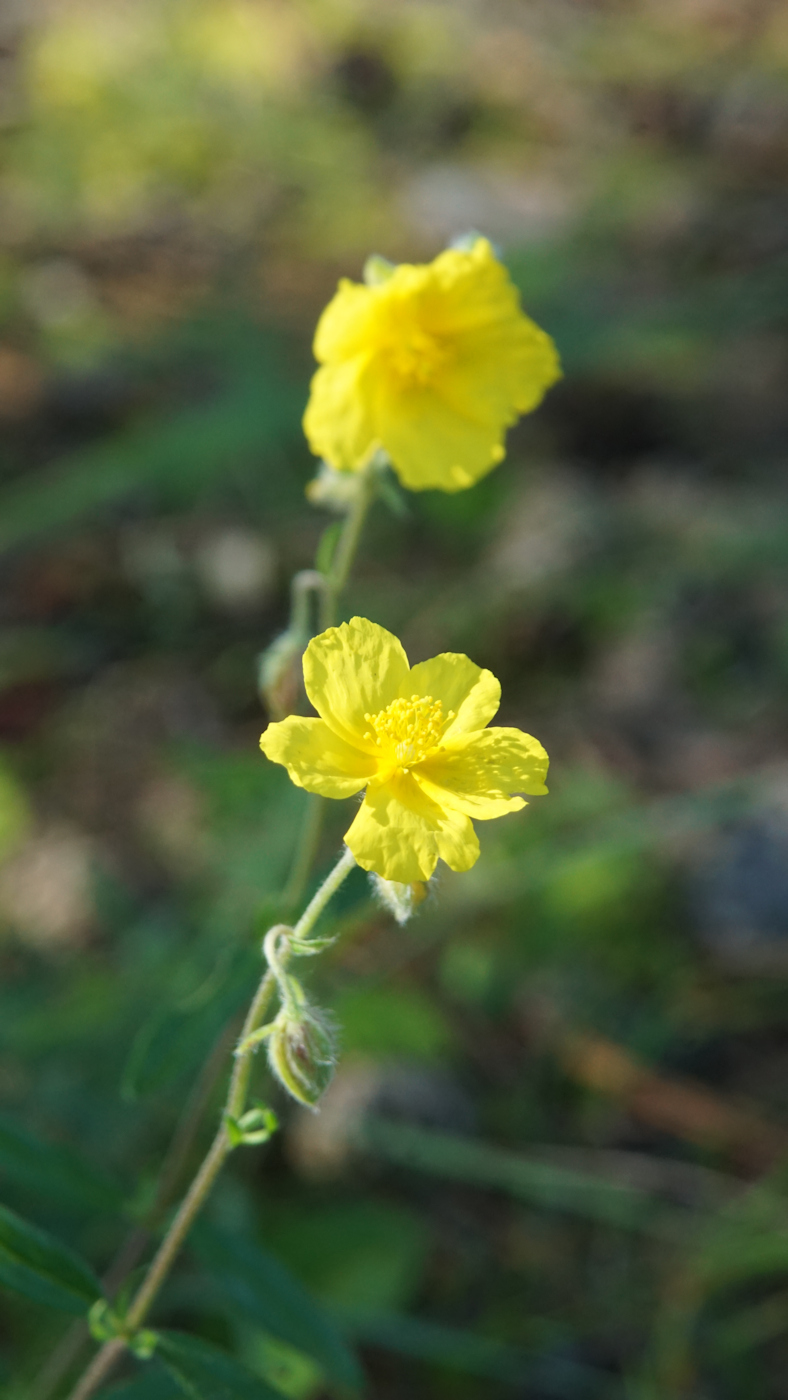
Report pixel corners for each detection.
[0,0,788,1396]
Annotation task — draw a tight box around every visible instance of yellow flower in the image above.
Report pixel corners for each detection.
[303,238,561,494]
[260,617,549,882]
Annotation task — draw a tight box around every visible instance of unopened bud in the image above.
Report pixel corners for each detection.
[306,460,364,513]
[258,629,304,720]
[369,873,427,926]
[268,1001,337,1109]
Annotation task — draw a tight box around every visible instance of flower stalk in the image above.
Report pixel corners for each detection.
[66,849,358,1400]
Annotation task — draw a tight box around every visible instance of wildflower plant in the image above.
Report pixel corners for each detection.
[40,240,559,1398]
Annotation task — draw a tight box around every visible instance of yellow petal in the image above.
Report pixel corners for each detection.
[303,617,410,748]
[376,384,506,492]
[344,772,479,882]
[259,716,375,797]
[405,653,500,738]
[422,239,520,332]
[313,277,376,362]
[302,358,378,472]
[437,315,561,425]
[418,727,549,819]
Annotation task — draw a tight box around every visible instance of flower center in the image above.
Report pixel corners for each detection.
[385,326,447,387]
[364,694,450,771]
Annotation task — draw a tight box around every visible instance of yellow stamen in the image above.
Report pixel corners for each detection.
[385,326,447,387]
[364,694,450,768]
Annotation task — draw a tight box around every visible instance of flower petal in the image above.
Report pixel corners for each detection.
[303,357,378,472]
[344,772,479,882]
[376,384,506,492]
[417,726,549,818]
[405,653,500,738]
[260,716,375,797]
[303,617,410,748]
[437,314,561,425]
[313,278,377,362]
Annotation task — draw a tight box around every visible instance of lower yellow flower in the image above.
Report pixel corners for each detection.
[259,617,549,883]
[303,238,561,494]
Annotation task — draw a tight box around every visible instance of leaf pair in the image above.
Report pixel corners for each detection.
[99,1332,281,1400]
[99,1226,363,1399]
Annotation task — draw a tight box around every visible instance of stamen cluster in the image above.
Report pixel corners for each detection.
[364,694,450,770]
[386,327,448,386]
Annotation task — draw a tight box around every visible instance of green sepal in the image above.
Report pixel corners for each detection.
[376,471,409,518]
[287,933,337,957]
[225,1104,278,1148]
[267,1004,337,1109]
[363,254,396,285]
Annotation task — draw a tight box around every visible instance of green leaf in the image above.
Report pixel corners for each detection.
[121,949,257,1101]
[314,521,342,576]
[0,1203,102,1313]
[0,1114,123,1215]
[375,471,409,519]
[193,1224,363,1391]
[359,1118,683,1236]
[337,1307,531,1383]
[156,1330,283,1400]
[99,1371,182,1399]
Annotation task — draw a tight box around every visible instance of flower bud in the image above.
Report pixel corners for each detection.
[267,1001,337,1109]
[258,629,304,720]
[369,873,427,926]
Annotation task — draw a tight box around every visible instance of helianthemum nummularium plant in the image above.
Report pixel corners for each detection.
[61,237,558,1400]
[260,617,549,882]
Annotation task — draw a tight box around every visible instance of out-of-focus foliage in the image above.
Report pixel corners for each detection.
[0,0,787,1396]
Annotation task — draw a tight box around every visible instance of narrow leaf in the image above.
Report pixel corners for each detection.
[193,1223,362,1390]
[359,1117,685,1236]
[100,1370,182,1399]
[157,1330,282,1400]
[0,1113,123,1214]
[337,1306,604,1389]
[315,521,343,576]
[0,1203,102,1313]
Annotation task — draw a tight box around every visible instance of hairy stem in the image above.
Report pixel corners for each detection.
[60,463,376,1398]
[32,1017,241,1400]
[294,845,357,940]
[66,849,357,1400]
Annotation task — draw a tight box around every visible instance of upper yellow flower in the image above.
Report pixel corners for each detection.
[259,617,549,882]
[303,238,561,494]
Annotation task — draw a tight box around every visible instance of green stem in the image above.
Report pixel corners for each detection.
[320,461,376,629]
[282,465,375,905]
[293,845,357,940]
[281,793,325,913]
[31,1020,238,1400]
[240,847,358,1056]
[66,850,358,1400]
[61,467,376,1400]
